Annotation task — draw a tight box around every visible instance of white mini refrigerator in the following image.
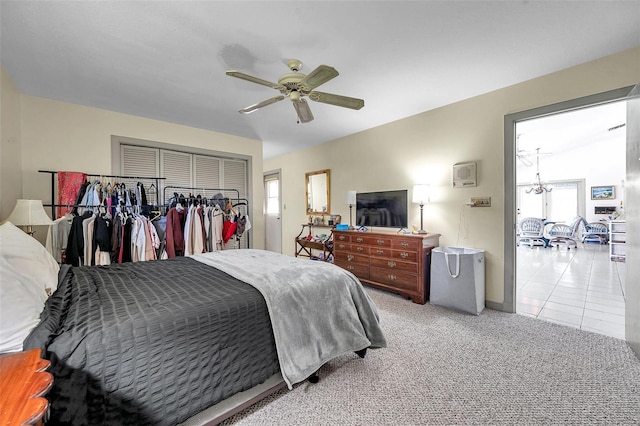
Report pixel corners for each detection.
[430,247,485,315]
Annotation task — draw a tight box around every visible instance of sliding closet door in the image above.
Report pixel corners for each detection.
[161,150,192,201]
[194,155,221,189]
[120,143,250,248]
[120,145,160,204]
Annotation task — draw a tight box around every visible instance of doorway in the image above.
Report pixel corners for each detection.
[504,87,632,340]
[264,170,282,253]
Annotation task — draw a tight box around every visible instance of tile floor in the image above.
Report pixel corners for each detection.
[516,242,626,340]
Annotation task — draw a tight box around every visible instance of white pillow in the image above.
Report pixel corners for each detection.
[0,221,60,294]
[0,256,46,352]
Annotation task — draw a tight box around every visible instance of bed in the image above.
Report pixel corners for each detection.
[0,222,386,425]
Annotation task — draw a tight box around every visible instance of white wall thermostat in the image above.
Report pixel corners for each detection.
[453,162,477,188]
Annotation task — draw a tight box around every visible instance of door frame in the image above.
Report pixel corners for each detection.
[503,86,634,314]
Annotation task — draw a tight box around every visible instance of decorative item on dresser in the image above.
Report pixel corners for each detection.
[0,348,53,425]
[333,230,440,304]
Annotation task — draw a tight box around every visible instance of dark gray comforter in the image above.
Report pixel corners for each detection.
[24,257,280,425]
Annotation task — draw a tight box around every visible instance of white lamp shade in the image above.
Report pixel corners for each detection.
[345,190,357,205]
[412,184,429,204]
[6,199,53,226]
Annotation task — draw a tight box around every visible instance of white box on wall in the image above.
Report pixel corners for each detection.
[453,162,477,187]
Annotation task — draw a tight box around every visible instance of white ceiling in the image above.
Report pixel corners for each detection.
[1,1,639,159]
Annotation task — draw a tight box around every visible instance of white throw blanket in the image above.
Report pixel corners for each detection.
[191,249,387,388]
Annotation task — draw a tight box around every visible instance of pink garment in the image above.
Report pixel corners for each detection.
[57,171,87,217]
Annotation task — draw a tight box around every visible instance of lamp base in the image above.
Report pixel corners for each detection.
[416,229,427,234]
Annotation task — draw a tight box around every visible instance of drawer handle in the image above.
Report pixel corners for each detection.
[377,249,384,255]
[339,235,346,241]
[401,242,409,248]
[347,254,354,261]
[356,237,364,243]
[357,247,364,252]
[347,265,355,271]
[400,252,409,258]
[339,244,346,249]
[387,261,396,268]
[377,239,385,245]
[388,274,397,281]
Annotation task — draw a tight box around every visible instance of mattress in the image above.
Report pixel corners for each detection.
[23,257,280,425]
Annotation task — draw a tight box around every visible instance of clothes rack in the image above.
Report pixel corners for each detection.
[39,170,165,219]
[162,185,250,249]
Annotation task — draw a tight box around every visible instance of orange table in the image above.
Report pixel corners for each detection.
[0,348,53,425]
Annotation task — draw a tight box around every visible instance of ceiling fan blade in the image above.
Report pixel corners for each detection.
[517,155,533,167]
[238,95,285,114]
[292,98,314,123]
[298,65,339,91]
[309,91,364,110]
[226,70,283,90]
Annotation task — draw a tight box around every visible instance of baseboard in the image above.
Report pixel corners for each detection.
[486,300,510,312]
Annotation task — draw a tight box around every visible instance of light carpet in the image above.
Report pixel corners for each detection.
[221,288,640,425]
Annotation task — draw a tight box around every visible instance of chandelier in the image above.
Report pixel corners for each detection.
[525,148,552,194]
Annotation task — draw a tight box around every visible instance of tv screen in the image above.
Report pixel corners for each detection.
[355,190,408,228]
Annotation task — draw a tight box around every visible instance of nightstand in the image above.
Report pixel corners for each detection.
[0,348,53,425]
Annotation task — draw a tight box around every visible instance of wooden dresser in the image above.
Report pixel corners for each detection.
[0,348,53,425]
[333,230,440,304]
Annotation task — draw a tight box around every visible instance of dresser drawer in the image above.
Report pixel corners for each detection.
[370,257,417,273]
[352,235,392,248]
[391,248,418,262]
[335,260,370,279]
[370,267,419,292]
[334,233,351,243]
[334,251,369,265]
[370,246,392,257]
[334,242,370,254]
[334,241,351,252]
[392,238,421,251]
[352,245,370,255]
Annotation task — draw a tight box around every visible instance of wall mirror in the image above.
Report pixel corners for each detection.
[306,169,331,215]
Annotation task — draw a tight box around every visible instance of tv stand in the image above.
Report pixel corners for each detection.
[333,230,440,304]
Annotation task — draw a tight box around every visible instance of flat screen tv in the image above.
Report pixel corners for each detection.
[355,190,408,229]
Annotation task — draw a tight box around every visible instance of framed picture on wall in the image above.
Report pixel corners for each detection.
[591,185,615,200]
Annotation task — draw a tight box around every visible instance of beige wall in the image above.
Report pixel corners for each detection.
[0,66,23,220]
[14,94,266,248]
[265,46,640,306]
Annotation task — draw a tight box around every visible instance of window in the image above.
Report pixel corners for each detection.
[517,180,584,222]
[265,178,279,215]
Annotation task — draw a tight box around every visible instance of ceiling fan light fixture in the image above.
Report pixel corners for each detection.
[290,90,300,101]
[526,148,552,194]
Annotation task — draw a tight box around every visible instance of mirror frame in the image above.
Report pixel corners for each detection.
[305,169,331,215]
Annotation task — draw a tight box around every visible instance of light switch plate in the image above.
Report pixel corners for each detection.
[471,197,491,207]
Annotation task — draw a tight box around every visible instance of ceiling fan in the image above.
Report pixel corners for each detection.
[226,59,364,123]
[516,135,552,167]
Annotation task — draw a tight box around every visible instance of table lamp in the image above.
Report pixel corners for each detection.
[6,199,53,236]
[412,185,429,234]
[345,190,357,229]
